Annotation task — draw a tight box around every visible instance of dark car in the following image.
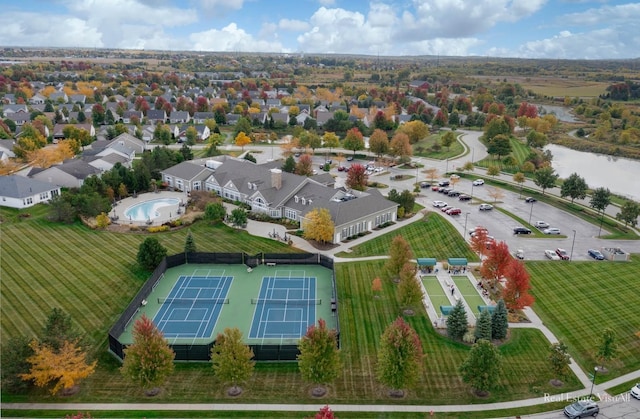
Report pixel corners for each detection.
[447,190,461,197]
[346,156,354,161]
[563,399,599,418]
[458,194,472,201]
[513,227,532,235]
[439,187,451,194]
[438,180,450,187]
[525,197,537,203]
[556,248,570,260]
[420,181,431,189]
[588,249,605,260]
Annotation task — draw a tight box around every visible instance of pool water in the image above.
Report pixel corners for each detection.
[124,198,180,221]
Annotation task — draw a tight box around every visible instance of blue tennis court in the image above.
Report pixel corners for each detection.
[249,272,317,339]
[153,269,233,340]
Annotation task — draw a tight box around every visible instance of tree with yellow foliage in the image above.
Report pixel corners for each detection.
[302,208,335,244]
[21,340,96,395]
[235,131,252,151]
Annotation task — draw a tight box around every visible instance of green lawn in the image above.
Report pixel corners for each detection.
[0,207,298,346]
[475,136,531,174]
[335,212,479,261]
[527,259,640,379]
[422,276,452,311]
[413,133,465,160]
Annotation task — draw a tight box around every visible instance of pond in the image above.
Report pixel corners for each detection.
[545,144,640,201]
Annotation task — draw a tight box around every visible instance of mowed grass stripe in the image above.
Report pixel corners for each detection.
[337,212,478,261]
[527,259,640,378]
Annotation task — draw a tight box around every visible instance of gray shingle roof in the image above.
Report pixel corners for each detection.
[161,161,213,181]
[0,175,59,198]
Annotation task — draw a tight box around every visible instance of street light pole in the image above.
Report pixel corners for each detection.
[464,212,470,240]
[470,183,475,200]
[528,202,534,225]
[445,158,449,174]
[570,229,577,261]
[589,366,599,398]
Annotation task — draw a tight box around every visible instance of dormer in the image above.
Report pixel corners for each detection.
[308,199,312,205]
[294,195,299,203]
[301,197,306,205]
[247,181,252,190]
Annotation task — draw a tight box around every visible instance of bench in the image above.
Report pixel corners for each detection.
[266,262,276,267]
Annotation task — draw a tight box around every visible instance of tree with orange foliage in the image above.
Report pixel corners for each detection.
[371,277,382,298]
[469,227,490,259]
[21,340,96,395]
[502,260,535,310]
[389,132,412,163]
[479,241,512,299]
[234,131,252,151]
[295,153,314,176]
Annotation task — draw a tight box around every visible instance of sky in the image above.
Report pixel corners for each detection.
[1,0,639,60]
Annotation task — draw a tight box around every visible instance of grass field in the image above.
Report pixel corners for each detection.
[475,136,531,173]
[413,133,465,160]
[335,212,479,261]
[527,259,640,379]
[0,207,298,347]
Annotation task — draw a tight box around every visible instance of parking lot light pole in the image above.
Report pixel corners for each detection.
[570,229,577,261]
[589,366,599,398]
[464,212,470,239]
[528,201,535,225]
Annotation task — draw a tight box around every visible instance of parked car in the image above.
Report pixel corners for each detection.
[479,204,493,211]
[441,205,453,212]
[438,180,450,187]
[525,197,537,203]
[470,227,489,237]
[432,200,447,208]
[513,227,532,235]
[346,156,354,161]
[472,179,484,186]
[555,248,570,260]
[545,250,561,260]
[515,249,525,260]
[439,187,452,194]
[431,185,440,191]
[337,166,346,172]
[325,159,333,165]
[588,249,605,260]
[446,208,462,215]
[563,399,599,418]
[420,181,430,188]
[447,190,461,197]
[450,174,460,180]
[534,220,549,229]
[458,194,472,201]
[543,227,561,235]
[630,383,640,399]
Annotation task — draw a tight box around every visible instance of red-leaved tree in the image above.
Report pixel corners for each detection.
[346,163,367,191]
[502,260,535,310]
[469,227,489,259]
[315,405,336,419]
[479,241,512,299]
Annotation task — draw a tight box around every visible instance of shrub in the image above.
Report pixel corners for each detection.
[463,331,476,344]
[147,225,170,233]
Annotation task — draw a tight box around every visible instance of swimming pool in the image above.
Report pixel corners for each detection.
[124,198,180,221]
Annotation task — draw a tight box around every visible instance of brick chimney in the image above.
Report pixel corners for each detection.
[270,168,282,190]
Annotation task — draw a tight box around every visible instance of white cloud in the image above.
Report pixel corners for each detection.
[199,0,245,12]
[66,0,197,27]
[278,19,310,32]
[318,0,336,6]
[561,3,640,26]
[190,23,285,53]
[0,12,103,48]
[514,28,640,59]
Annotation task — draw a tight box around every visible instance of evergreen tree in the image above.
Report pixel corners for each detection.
[121,315,175,394]
[136,237,167,271]
[282,155,296,173]
[474,309,492,341]
[459,339,502,396]
[184,231,196,262]
[446,300,468,341]
[297,319,341,395]
[491,300,509,340]
[211,327,255,396]
[1,336,35,393]
[42,308,81,351]
[376,317,423,396]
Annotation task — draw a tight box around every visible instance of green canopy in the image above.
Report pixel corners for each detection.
[440,305,454,315]
[417,258,437,266]
[447,257,468,267]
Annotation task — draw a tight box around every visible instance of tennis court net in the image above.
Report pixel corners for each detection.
[251,298,321,305]
[158,297,229,305]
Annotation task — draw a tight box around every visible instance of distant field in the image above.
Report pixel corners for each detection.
[473,75,609,97]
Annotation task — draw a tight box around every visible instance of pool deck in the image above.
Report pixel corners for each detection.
[110,191,188,226]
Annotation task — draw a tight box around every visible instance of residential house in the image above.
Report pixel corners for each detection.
[0,175,61,209]
[2,94,16,104]
[315,111,335,127]
[2,104,29,115]
[49,91,69,103]
[193,112,215,124]
[146,109,167,124]
[69,94,87,104]
[5,110,31,127]
[0,139,16,161]
[108,132,146,153]
[29,159,101,188]
[29,94,47,105]
[160,161,213,192]
[84,153,130,171]
[178,124,210,142]
[52,123,95,142]
[169,111,190,124]
[122,110,143,124]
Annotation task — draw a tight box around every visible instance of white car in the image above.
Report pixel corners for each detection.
[543,227,561,235]
[631,383,640,400]
[472,179,484,186]
[450,174,460,180]
[479,204,493,211]
[534,220,549,229]
[432,200,448,208]
[545,250,561,260]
